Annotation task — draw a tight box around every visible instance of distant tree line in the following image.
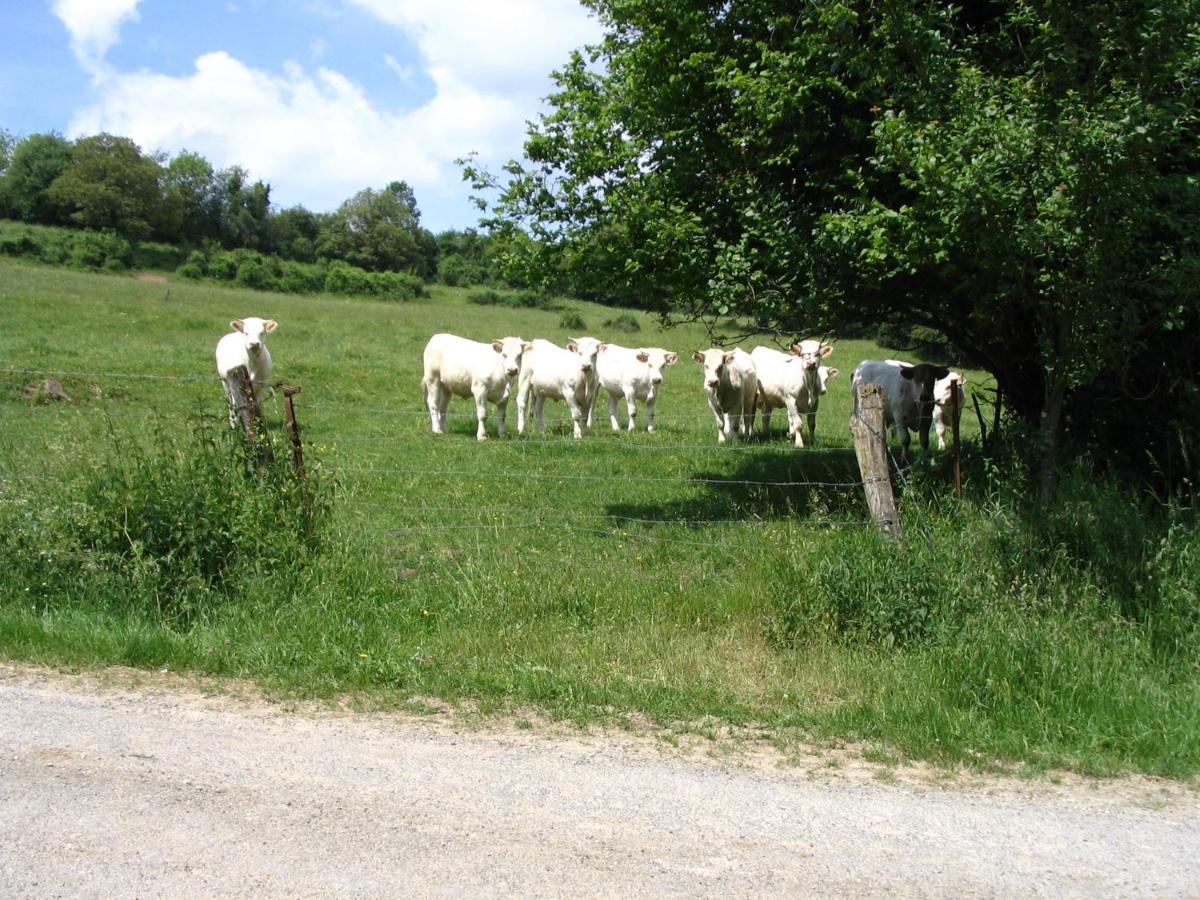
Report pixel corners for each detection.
[0,128,519,288]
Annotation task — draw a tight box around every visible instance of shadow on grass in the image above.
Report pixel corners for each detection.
[606,446,867,525]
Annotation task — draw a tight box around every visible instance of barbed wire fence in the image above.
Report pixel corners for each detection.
[2,366,905,546]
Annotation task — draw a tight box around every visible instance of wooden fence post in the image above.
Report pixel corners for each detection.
[951,377,962,499]
[225,364,273,469]
[851,382,902,541]
[279,384,305,477]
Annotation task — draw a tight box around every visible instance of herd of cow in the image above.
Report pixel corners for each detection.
[214,318,967,457]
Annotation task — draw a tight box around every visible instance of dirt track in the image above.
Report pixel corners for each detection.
[2,664,1198,897]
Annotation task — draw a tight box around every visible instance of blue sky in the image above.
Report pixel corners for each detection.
[0,1,602,232]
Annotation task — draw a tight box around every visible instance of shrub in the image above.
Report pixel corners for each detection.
[133,241,185,271]
[324,260,375,297]
[176,262,205,280]
[234,254,279,291]
[0,421,333,625]
[559,312,587,331]
[207,251,238,281]
[0,228,38,259]
[604,313,641,333]
[70,230,132,269]
[279,260,326,294]
[469,288,506,306]
[367,270,425,301]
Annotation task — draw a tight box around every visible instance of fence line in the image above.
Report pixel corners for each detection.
[326,433,850,453]
[1,367,217,383]
[341,465,864,489]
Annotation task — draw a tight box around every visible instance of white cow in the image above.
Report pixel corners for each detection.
[932,371,967,450]
[517,337,606,439]
[590,344,678,433]
[215,316,277,426]
[851,359,952,459]
[421,333,526,441]
[750,340,834,447]
[818,365,841,396]
[692,347,758,444]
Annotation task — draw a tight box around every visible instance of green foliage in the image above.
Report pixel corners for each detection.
[474,0,1200,487]
[47,133,164,239]
[69,230,133,269]
[318,181,432,275]
[1,420,332,625]
[559,311,587,330]
[603,313,641,333]
[0,132,73,225]
[469,287,563,311]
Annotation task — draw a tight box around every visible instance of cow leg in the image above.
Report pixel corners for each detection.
[567,395,585,439]
[935,413,947,451]
[496,397,509,438]
[425,380,444,434]
[646,394,658,433]
[472,384,490,441]
[534,393,546,432]
[785,397,804,447]
[807,411,817,446]
[516,382,530,434]
[607,393,621,431]
[624,389,638,433]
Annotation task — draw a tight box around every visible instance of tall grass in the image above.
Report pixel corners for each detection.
[0,258,1197,777]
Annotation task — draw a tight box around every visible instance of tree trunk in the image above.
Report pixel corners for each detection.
[1038,372,1067,505]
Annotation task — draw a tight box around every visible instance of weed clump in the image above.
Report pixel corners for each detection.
[0,420,333,625]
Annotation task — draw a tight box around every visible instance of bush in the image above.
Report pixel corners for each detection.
[324,260,376,297]
[133,241,186,271]
[234,254,279,291]
[559,312,587,331]
[70,230,133,269]
[207,251,238,281]
[176,262,205,280]
[279,260,326,294]
[0,228,38,259]
[604,313,641,333]
[0,421,333,625]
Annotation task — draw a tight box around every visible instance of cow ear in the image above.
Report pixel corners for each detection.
[827,367,840,377]
[598,342,608,352]
[900,367,915,380]
[567,340,579,352]
[957,374,967,386]
[692,351,704,364]
[264,319,278,333]
[724,352,736,364]
[492,340,504,353]
[636,351,649,363]
[231,319,245,333]
[665,352,678,365]
[788,344,803,356]
[522,341,534,353]
[934,367,951,380]
[820,343,833,357]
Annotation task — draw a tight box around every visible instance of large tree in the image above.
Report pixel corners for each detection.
[318,181,430,274]
[46,133,163,238]
[473,0,1200,488]
[0,132,74,225]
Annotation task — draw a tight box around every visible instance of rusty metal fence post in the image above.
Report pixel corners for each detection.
[225,364,273,470]
[279,384,305,477]
[851,382,902,541]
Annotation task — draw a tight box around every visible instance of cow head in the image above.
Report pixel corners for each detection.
[232,317,277,354]
[693,348,735,390]
[789,339,833,370]
[491,336,526,378]
[933,372,966,408]
[567,336,605,374]
[638,348,678,389]
[900,363,952,407]
[817,366,840,396]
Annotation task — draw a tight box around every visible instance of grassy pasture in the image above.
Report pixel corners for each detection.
[2,257,1197,779]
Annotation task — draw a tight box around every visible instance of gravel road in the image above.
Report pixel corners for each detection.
[2,664,1197,898]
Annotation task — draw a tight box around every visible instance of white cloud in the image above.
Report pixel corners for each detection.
[50,0,142,78]
[348,0,600,93]
[383,53,414,83]
[68,51,518,225]
[62,0,603,230]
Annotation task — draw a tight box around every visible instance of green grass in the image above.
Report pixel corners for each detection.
[1,256,1197,779]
